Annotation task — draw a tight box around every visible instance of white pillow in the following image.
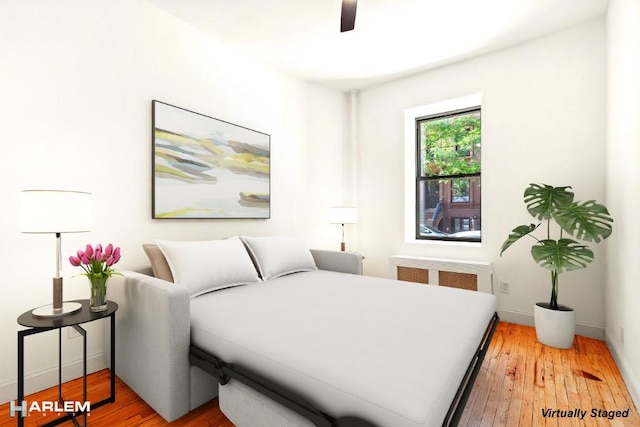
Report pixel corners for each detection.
[156,237,260,297]
[241,236,317,280]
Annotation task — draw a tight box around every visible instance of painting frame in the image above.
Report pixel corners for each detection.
[152,100,271,219]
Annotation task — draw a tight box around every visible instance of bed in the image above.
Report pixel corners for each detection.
[105,236,497,427]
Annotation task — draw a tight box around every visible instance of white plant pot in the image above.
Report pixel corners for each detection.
[533,302,576,349]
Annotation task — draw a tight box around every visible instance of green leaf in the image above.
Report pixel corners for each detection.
[421,112,481,177]
[500,224,539,255]
[530,239,594,273]
[553,200,613,243]
[524,183,574,220]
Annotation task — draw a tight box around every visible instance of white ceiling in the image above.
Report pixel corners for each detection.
[147,0,609,91]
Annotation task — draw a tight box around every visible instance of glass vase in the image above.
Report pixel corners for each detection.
[88,276,108,312]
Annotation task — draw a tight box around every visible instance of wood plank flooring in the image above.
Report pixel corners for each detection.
[0,322,637,426]
[459,322,639,427]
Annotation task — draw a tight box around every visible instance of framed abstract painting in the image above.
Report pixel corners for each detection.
[152,100,270,219]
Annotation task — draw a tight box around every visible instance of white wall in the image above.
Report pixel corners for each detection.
[605,0,640,407]
[356,20,607,336]
[0,0,625,409]
[0,0,347,401]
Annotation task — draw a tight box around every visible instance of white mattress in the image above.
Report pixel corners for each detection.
[190,270,497,427]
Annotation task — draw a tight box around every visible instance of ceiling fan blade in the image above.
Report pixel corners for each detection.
[341,0,357,32]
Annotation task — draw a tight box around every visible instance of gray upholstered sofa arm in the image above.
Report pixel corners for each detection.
[104,271,195,422]
[311,249,364,275]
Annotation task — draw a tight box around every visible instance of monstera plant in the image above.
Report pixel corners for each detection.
[500,183,613,348]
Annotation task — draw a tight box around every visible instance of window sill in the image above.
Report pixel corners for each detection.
[405,237,482,247]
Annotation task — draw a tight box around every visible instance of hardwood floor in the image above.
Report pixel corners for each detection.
[1,322,637,426]
[459,322,639,427]
[0,368,232,427]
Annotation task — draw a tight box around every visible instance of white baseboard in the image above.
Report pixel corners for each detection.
[605,330,640,410]
[497,308,605,340]
[0,352,106,405]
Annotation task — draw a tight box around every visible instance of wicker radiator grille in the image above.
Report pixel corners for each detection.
[439,271,478,291]
[396,266,478,291]
[397,266,429,284]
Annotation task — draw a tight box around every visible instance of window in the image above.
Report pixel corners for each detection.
[415,107,481,242]
[451,178,471,203]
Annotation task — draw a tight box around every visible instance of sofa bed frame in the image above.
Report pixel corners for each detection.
[105,249,498,426]
[190,312,498,427]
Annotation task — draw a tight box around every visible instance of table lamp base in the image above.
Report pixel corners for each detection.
[32,302,82,318]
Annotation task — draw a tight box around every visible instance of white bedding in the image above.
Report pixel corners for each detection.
[190,270,497,427]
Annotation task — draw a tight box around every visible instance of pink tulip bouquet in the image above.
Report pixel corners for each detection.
[69,243,122,279]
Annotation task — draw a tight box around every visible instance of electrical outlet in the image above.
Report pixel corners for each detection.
[620,326,624,346]
[68,327,81,339]
[500,281,510,294]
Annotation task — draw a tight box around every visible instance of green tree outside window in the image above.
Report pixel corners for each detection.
[420,112,480,177]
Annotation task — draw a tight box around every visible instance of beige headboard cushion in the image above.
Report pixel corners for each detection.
[142,244,174,283]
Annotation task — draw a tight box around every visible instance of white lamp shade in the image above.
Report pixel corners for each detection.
[328,207,357,224]
[21,190,92,233]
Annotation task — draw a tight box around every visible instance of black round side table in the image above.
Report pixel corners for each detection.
[16,299,118,427]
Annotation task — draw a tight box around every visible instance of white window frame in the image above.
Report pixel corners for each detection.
[403,93,483,245]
